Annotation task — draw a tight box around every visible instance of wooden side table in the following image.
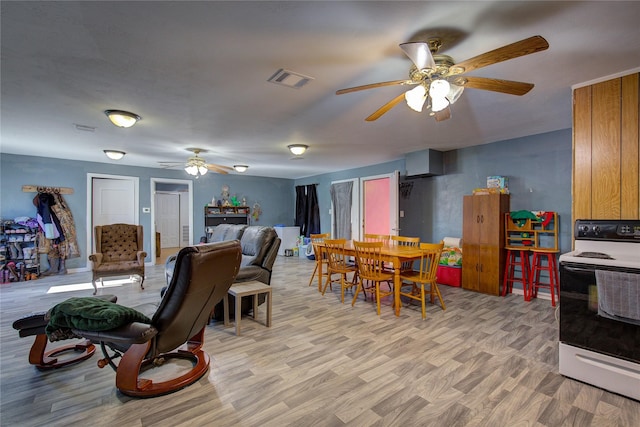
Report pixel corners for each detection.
[223,281,272,336]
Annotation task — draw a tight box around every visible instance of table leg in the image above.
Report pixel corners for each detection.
[318,262,323,292]
[394,257,401,316]
[252,294,258,320]
[235,294,242,336]
[266,291,272,327]
[223,294,230,326]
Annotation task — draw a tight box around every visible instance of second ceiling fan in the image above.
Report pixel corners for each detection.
[336,35,549,122]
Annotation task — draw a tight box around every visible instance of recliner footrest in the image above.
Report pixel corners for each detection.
[13,294,118,369]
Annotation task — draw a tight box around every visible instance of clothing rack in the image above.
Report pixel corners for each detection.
[22,185,74,195]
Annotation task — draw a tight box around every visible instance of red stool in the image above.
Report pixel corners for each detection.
[502,248,531,300]
[529,249,559,306]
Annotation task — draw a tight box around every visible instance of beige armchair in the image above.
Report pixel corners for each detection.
[89,224,147,295]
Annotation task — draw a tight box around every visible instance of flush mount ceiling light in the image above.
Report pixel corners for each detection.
[104,110,141,128]
[288,144,308,156]
[103,150,126,160]
[233,165,249,173]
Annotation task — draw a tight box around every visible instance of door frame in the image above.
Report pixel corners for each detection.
[86,173,140,263]
[150,178,193,265]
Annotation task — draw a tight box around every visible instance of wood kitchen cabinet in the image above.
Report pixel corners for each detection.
[573,72,639,223]
[462,194,510,295]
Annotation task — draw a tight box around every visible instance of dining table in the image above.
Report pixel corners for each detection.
[316,240,424,316]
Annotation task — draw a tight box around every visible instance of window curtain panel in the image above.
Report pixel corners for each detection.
[295,184,320,237]
[295,185,307,235]
[330,181,352,239]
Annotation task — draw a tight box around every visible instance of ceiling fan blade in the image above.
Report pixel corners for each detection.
[453,35,549,74]
[433,106,451,122]
[400,41,436,70]
[206,164,229,174]
[365,93,407,121]
[336,80,413,95]
[208,163,233,170]
[461,76,534,96]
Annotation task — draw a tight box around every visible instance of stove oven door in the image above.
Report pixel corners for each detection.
[559,262,640,363]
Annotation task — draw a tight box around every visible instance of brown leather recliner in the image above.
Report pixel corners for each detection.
[75,241,242,397]
[89,224,147,295]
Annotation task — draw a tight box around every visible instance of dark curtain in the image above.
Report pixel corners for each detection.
[295,185,307,234]
[295,184,320,237]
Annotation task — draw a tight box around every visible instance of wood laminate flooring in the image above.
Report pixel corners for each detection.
[1,255,638,426]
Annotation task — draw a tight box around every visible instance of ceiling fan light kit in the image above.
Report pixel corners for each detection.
[103,150,126,160]
[104,110,141,128]
[336,35,549,122]
[233,165,249,173]
[288,144,308,156]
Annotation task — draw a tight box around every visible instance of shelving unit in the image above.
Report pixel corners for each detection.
[1,219,40,282]
[504,212,558,251]
[204,206,250,236]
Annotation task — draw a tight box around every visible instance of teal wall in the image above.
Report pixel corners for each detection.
[1,128,572,274]
[295,128,573,255]
[0,154,294,270]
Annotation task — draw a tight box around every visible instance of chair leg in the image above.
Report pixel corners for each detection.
[351,278,361,306]
[321,273,331,296]
[421,284,426,320]
[308,263,318,287]
[432,283,446,310]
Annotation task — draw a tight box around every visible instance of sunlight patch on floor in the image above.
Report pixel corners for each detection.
[47,278,134,294]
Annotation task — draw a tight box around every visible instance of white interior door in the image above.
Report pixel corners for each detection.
[156,192,180,248]
[92,177,136,226]
[88,174,139,254]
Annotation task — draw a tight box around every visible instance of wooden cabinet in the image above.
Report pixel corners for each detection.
[462,194,510,295]
[204,206,250,235]
[573,72,639,224]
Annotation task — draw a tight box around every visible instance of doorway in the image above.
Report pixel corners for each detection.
[330,171,399,240]
[361,172,399,237]
[151,178,193,265]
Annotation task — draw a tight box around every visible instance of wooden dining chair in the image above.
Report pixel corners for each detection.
[363,233,390,243]
[321,239,358,303]
[308,233,330,290]
[389,235,420,273]
[351,241,394,315]
[398,241,445,319]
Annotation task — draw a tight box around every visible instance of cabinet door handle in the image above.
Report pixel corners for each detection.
[480,214,484,224]
[476,215,480,223]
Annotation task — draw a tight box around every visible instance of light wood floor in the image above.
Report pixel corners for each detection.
[1,256,638,426]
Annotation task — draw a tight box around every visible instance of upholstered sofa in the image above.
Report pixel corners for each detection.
[164,224,280,320]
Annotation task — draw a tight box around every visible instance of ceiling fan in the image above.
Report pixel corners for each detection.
[336,35,549,122]
[159,148,233,176]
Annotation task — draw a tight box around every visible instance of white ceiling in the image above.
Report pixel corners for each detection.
[2,1,640,179]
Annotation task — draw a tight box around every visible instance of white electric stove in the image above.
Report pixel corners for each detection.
[558,219,640,401]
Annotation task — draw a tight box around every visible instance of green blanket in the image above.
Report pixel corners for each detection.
[45,297,151,339]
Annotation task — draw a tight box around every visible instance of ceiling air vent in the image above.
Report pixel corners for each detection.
[267,69,314,89]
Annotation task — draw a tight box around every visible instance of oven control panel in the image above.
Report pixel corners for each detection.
[575,219,640,241]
